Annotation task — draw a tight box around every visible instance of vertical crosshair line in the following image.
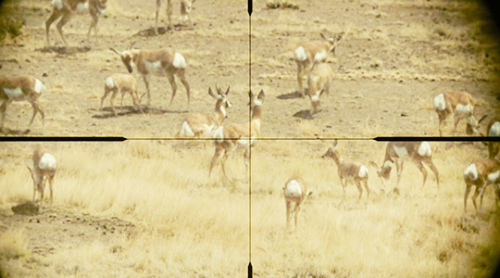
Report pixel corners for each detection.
[248,7,252,268]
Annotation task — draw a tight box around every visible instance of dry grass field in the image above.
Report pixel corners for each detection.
[1,0,500,277]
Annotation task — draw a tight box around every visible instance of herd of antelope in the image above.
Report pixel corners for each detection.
[1,1,499,230]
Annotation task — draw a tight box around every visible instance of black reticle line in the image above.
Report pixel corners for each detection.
[2,136,498,142]
[248,0,253,277]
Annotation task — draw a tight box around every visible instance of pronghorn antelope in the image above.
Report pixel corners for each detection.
[294,32,343,96]
[27,146,57,206]
[433,91,480,136]
[155,0,196,34]
[177,86,231,138]
[322,140,370,201]
[110,45,190,109]
[0,76,46,133]
[45,0,108,46]
[283,177,313,229]
[484,117,500,159]
[208,90,265,178]
[100,73,142,116]
[307,63,334,113]
[370,142,440,190]
[463,159,500,213]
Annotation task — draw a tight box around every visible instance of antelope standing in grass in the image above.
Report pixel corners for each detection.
[45,0,108,46]
[322,140,370,201]
[433,91,481,136]
[27,146,57,206]
[155,0,196,34]
[294,32,343,96]
[208,90,265,178]
[283,177,313,230]
[0,76,46,133]
[177,86,231,138]
[100,73,142,116]
[463,159,500,213]
[307,63,334,113]
[370,142,440,190]
[110,45,190,109]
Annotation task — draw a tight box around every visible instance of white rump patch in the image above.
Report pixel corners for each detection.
[455,104,472,115]
[52,0,63,9]
[34,79,45,94]
[213,126,224,142]
[433,94,446,111]
[39,153,57,171]
[489,122,500,136]
[314,51,327,62]
[105,76,115,88]
[294,46,307,62]
[464,163,478,181]
[393,146,409,158]
[311,95,319,102]
[358,165,368,178]
[418,142,432,157]
[488,171,500,183]
[179,121,194,137]
[173,52,186,69]
[76,2,89,13]
[284,179,302,198]
[3,87,24,100]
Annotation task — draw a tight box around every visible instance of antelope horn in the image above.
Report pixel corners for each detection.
[109,48,121,55]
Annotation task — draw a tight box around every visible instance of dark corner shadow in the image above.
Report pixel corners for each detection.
[293,109,315,120]
[1,127,32,135]
[276,90,307,100]
[35,46,91,55]
[135,23,196,37]
[92,106,188,119]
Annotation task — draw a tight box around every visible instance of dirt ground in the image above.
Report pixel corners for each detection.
[2,0,500,277]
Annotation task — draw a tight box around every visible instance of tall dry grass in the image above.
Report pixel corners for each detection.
[0,142,249,276]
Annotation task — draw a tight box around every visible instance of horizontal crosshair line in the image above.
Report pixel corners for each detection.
[0,136,498,142]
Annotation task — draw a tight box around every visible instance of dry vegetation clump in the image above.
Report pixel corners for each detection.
[266,0,299,10]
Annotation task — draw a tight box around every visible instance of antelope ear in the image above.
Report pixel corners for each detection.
[225,86,230,95]
[369,161,379,168]
[333,140,338,147]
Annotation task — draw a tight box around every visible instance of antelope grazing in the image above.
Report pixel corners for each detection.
[307,63,334,113]
[155,0,196,34]
[45,0,108,46]
[370,142,440,190]
[100,73,142,116]
[283,177,313,229]
[0,76,46,133]
[177,86,231,138]
[433,91,480,136]
[294,32,343,96]
[208,90,265,178]
[110,45,190,109]
[27,146,57,205]
[463,159,500,213]
[322,140,370,201]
